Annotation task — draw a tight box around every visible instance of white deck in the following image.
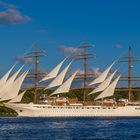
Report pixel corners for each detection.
[5,103,140,117]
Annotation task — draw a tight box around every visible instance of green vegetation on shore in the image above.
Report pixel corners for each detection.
[0,105,17,116]
[22,88,140,102]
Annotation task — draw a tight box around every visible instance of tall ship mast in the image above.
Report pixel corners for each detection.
[75,42,95,102]
[119,46,140,102]
[23,44,46,103]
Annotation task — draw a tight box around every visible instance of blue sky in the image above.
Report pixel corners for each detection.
[0,0,140,80]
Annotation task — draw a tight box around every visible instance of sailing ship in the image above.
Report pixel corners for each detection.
[2,55,140,117]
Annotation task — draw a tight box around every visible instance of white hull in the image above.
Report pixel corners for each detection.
[4,103,140,117]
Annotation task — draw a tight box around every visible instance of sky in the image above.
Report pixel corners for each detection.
[0,0,140,83]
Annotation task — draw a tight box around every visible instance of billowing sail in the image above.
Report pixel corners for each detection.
[45,61,72,90]
[40,57,67,82]
[0,70,28,101]
[89,62,115,86]
[8,90,26,103]
[95,75,121,100]
[88,70,117,95]
[0,64,16,88]
[0,65,24,98]
[50,71,78,96]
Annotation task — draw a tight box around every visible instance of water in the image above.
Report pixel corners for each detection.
[0,117,140,140]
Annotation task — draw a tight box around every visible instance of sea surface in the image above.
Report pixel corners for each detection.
[0,117,139,140]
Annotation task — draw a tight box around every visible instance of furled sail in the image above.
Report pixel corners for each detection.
[88,70,117,95]
[95,75,121,100]
[0,64,16,88]
[89,62,115,86]
[0,65,24,98]
[45,61,72,90]
[40,57,67,82]
[8,90,26,103]
[0,70,28,101]
[50,71,78,96]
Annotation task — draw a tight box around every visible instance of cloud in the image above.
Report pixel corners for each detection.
[68,67,101,79]
[37,29,47,34]
[0,1,31,24]
[0,8,31,24]
[92,67,101,77]
[59,45,82,57]
[0,1,17,9]
[76,67,101,78]
[66,67,102,88]
[15,56,33,65]
[113,44,123,49]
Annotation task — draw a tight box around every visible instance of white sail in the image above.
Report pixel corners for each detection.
[88,70,117,95]
[8,90,26,103]
[40,57,67,82]
[45,61,72,90]
[0,65,24,98]
[0,64,16,88]
[50,71,78,96]
[95,75,121,100]
[89,62,115,86]
[0,70,28,101]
